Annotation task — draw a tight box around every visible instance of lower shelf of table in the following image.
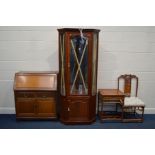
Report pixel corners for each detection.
[98,111,122,121]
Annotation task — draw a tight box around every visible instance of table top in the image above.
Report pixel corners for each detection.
[98,89,125,97]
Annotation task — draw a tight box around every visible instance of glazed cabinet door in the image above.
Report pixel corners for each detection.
[67,32,92,96]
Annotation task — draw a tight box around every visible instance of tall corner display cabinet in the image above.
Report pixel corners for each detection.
[58,28,100,124]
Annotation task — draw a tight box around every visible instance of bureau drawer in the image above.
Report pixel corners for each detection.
[36,92,56,98]
[16,92,35,98]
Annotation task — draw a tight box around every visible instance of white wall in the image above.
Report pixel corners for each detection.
[0,26,155,114]
[98,26,155,114]
[0,26,59,113]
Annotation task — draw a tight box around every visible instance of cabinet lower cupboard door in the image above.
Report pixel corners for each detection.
[68,99,89,121]
[16,99,35,117]
[16,98,57,119]
[60,97,90,123]
[37,99,56,117]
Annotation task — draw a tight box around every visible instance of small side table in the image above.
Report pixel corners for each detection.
[98,89,125,122]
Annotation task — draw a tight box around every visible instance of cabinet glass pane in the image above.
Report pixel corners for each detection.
[70,35,88,95]
[60,34,66,96]
[92,33,98,95]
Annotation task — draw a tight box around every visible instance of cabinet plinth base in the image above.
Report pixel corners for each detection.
[60,117,96,125]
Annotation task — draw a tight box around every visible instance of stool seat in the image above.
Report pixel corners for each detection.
[124,97,145,107]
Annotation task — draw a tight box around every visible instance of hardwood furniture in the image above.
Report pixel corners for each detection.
[118,74,145,122]
[98,89,125,122]
[14,71,58,120]
[58,28,100,124]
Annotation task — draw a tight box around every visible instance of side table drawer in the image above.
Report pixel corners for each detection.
[101,96,123,101]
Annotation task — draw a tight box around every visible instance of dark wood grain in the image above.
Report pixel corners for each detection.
[58,28,100,124]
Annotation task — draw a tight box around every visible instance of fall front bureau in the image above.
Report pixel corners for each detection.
[14,72,58,120]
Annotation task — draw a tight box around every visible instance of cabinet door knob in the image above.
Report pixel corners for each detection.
[68,107,70,111]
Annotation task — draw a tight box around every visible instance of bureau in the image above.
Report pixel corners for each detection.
[14,72,58,120]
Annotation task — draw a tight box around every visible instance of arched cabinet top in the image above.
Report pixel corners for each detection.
[57,28,100,33]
